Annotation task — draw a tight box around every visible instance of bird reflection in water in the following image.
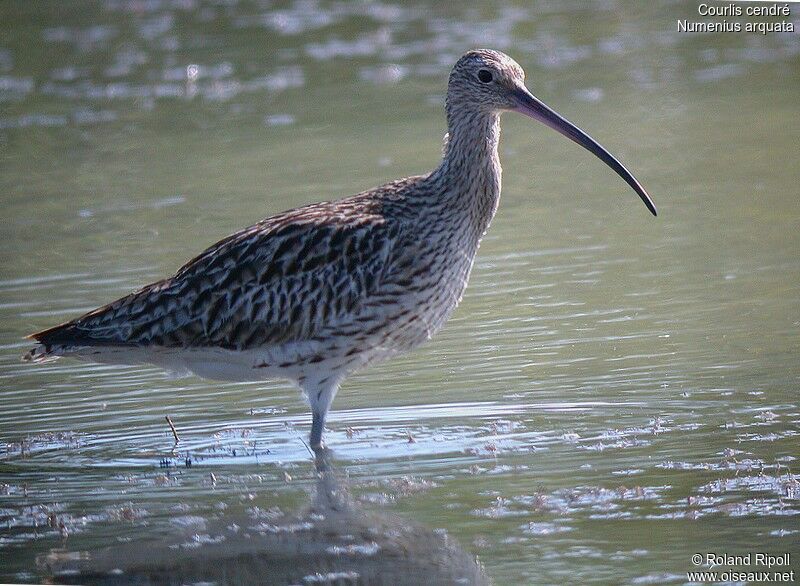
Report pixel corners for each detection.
[43,450,490,585]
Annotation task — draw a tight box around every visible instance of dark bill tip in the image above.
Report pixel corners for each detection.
[511,88,657,217]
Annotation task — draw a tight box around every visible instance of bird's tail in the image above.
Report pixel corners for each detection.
[22,344,59,363]
[22,322,83,363]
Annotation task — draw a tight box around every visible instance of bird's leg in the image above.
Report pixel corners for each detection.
[310,410,326,451]
[304,378,341,451]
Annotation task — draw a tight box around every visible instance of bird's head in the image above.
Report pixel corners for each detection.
[448,49,657,217]
[447,49,528,112]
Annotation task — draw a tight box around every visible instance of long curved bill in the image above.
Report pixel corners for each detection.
[512,87,657,217]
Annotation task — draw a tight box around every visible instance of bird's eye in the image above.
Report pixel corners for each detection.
[477,69,493,83]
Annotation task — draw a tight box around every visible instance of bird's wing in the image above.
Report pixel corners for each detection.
[29,200,402,351]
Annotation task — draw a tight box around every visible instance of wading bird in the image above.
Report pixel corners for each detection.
[25,50,656,449]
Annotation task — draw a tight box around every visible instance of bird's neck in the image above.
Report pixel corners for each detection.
[430,107,502,234]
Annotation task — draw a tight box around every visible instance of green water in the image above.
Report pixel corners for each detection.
[1,1,799,584]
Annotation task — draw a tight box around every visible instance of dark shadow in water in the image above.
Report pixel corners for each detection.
[42,449,490,585]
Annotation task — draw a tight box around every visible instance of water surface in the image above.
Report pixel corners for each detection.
[1,1,799,584]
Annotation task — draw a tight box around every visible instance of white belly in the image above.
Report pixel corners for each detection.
[65,339,396,385]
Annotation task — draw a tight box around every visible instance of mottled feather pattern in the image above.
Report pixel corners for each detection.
[37,192,385,348]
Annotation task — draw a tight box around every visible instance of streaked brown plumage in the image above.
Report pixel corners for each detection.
[25,49,656,448]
